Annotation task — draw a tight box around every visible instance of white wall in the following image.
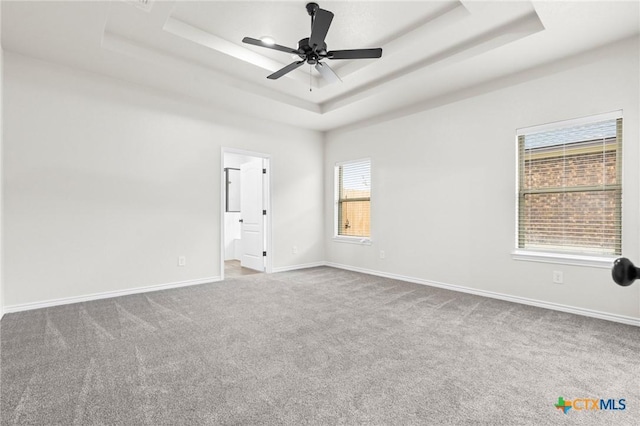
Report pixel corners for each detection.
[2,52,324,308]
[324,37,640,321]
[0,1,4,317]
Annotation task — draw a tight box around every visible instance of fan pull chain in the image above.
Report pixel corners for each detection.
[310,65,312,92]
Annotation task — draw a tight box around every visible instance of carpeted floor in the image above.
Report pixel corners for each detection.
[1,267,639,425]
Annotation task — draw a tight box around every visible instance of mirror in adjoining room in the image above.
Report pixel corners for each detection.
[225,168,240,212]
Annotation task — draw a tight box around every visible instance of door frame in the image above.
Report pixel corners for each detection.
[220,147,272,280]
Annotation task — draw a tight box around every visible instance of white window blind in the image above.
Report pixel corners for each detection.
[518,116,622,256]
[337,159,371,237]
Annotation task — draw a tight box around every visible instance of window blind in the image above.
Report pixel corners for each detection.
[337,159,371,237]
[518,118,622,255]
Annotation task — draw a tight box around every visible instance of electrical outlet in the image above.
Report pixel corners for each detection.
[379,250,385,259]
[178,256,186,267]
[292,246,298,254]
[553,270,563,284]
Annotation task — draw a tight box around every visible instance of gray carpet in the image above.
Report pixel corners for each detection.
[1,267,639,425]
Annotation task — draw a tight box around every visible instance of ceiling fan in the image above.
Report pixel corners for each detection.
[242,2,383,83]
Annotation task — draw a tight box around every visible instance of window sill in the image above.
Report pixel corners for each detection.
[511,250,616,269]
[333,236,372,245]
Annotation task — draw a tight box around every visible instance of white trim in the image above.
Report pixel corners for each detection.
[334,164,339,240]
[334,157,372,167]
[271,262,326,273]
[514,133,520,251]
[3,263,636,326]
[511,250,615,268]
[223,147,273,160]
[2,276,221,314]
[332,236,372,245]
[264,157,273,274]
[325,262,639,327]
[220,150,226,280]
[517,110,623,135]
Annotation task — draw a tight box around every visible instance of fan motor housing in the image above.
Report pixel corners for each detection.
[298,37,327,64]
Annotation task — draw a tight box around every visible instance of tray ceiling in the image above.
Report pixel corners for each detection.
[2,1,639,132]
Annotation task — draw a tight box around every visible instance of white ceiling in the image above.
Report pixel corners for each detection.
[2,1,639,132]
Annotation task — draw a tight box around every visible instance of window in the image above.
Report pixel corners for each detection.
[517,112,622,257]
[335,159,371,238]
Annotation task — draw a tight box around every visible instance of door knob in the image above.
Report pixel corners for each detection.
[612,257,639,287]
[239,219,243,223]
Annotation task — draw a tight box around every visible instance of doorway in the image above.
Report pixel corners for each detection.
[221,148,272,280]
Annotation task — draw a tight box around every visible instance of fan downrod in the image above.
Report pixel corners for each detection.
[306,3,319,16]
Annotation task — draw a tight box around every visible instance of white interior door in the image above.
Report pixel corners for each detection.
[240,159,265,271]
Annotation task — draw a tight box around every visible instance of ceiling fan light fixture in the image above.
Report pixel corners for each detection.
[260,36,276,46]
[242,3,382,83]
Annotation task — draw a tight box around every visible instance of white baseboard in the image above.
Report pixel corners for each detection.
[2,276,221,314]
[2,262,637,327]
[325,262,640,327]
[271,261,326,273]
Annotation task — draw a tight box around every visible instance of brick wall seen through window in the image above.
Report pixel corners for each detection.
[518,117,622,255]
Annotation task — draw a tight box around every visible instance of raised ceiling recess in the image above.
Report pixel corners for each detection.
[2,1,638,131]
